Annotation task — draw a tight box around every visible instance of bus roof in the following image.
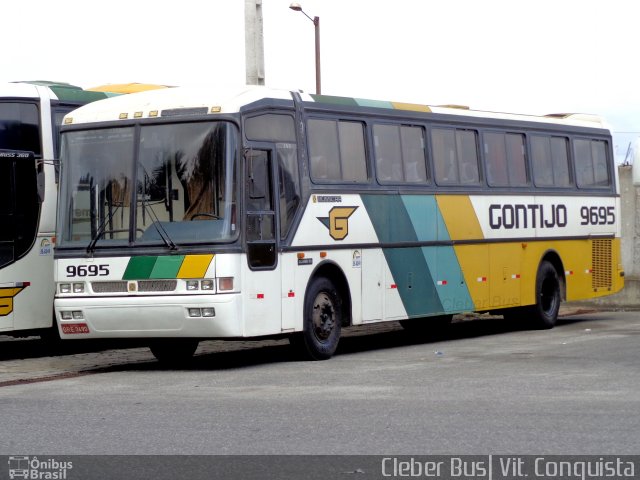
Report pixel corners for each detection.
[62,85,608,130]
[306,93,608,129]
[3,81,118,103]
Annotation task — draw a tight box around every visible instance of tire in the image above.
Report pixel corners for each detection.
[149,339,199,365]
[291,276,342,360]
[400,314,452,333]
[526,260,561,329]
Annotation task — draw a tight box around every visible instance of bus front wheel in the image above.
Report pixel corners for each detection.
[291,276,342,360]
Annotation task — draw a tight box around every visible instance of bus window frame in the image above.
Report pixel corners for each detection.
[371,121,431,186]
[481,128,531,189]
[429,125,483,188]
[529,133,574,189]
[306,115,370,186]
[572,136,613,190]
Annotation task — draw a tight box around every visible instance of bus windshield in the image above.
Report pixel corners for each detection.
[57,121,239,249]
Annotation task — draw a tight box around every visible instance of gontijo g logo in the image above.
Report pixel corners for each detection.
[317,206,358,241]
[0,284,29,317]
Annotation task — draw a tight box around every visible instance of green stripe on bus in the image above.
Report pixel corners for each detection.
[309,94,359,106]
[123,255,188,279]
[123,256,158,280]
[361,195,418,243]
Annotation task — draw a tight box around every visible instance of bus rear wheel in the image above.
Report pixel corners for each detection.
[527,260,561,329]
[149,339,199,365]
[291,276,342,360]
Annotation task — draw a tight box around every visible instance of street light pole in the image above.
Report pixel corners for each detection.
[289,3,321,95]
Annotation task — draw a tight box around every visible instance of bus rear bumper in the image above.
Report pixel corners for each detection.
[54,294,242,339]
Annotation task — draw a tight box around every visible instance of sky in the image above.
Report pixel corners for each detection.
[3,0,639,161]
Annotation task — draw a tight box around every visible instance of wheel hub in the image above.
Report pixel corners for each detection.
[312,293,335,340]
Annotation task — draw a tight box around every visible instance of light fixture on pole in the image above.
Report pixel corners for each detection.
[289,2,321,95]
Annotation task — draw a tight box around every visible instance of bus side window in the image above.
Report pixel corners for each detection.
[373,124,403,183]
[456,130,479,184]
[573,139,592,187]
[308,119,367,182]
[432,128,458,184]
[592,140,610,186]
[401,126,428,183]
[484,132,508,186]
[484,132,527,186]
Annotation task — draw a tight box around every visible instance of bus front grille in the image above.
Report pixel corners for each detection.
[91,280,177,293]
[137,280,177,292]
[592,239,612,290]
[92,281,128,293]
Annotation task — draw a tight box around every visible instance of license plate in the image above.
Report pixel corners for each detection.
[61,323,90,334]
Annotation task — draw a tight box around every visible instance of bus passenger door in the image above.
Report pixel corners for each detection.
[244,148,282,336]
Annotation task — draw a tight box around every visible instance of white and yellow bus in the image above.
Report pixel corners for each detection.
[53,86,624,361]
[0,81,118,338]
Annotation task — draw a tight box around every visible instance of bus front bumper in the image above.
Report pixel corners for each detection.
[54,294,242,339]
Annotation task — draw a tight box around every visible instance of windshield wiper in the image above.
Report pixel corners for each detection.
[86,204,121,255]
[139,194,179,251]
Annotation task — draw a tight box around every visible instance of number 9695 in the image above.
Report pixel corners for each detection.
[66,264,110,277]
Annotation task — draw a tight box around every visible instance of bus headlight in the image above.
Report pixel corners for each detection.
[72,311,84,320]
[61,311,73,320]
[201,307,215,317]
[186,280,199,291]
[188,308,201,317]
[60,283,71,294]
[200,279,214,291]
[73,283,85,293]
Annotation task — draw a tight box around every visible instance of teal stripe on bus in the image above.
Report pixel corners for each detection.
[401,195,474,311]
[362,194,474,316]
[383,247,444,316]
[422,246,475,313]
[401,195,443,241]
[362,194,442,316]
[355,98,394,109]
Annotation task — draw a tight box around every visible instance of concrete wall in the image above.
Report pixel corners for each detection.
[584,165,640,308]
